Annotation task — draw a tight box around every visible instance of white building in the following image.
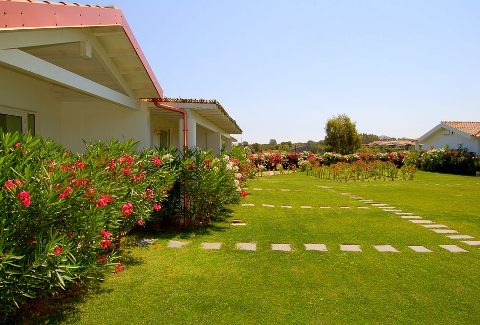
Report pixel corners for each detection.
[416,121,480,155]
[0,0,241,153]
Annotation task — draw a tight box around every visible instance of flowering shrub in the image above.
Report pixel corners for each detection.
[153,149,247,227]
[0,133,177,318]
[415,148,478,176]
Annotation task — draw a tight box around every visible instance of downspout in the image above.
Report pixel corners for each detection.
[143,98,188,155]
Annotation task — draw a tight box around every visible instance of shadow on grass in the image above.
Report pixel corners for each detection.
[12,220,230,324]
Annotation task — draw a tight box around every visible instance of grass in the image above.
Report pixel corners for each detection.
[34,171,480,324]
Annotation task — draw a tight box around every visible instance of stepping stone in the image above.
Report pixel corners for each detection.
[439,245,468,253]
[384,209,402,212]
[432,229,458,234]
[137,238,156,246]
[340,193,351,195]
[236,243,256,251]
[395,212,414,216]
[340,206,351,209]
[401,215,423,219]
[340,244,362,252]
[380,207,396,210]
[371,203,388,207]
[252,188,262,190]
[300,206,312,209]
[280,189,290,192]
[446,235,474,239]
[410,220,433,224]
[357,206,370,209]
[408,245,432,253]
[231,223,247,226]
[461,241,480,246]
[319,206,331,209]
[168,240,188,248]
[374,245,399,253]
[271,244,292,251]
[359,200,373,203]
[304,243,328,251]
[280,205,292,208]
[201,242,222,250]
[422,224,448,228]
[262,204,275,208]
[241,203,255,207]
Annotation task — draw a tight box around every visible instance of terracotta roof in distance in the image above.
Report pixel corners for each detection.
[442,121,480,137]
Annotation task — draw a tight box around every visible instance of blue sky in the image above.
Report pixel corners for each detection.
[88,0,479,143]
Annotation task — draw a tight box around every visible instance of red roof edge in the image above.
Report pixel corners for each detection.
[0,0,163,98]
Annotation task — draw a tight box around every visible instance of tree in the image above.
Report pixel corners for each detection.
[324,114,361,154]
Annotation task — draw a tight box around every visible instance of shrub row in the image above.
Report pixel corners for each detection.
[414,148,478,176]
[0,133,249,319]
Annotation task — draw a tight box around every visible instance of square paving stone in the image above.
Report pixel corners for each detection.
[304,243,328,251]
[252,188,262,190]
[401,215,423,219]
[408,246,432,253]
[236,243,257,251]
[446,235,474,239]
[439,245,468,253]
[281,205,292,208]
[461,241,480,246]
[357,206,370,209]
[201,242,222,250]
[374,245,400,252]
[340,244,362,252]
[384,209,402,212]
[432,229,458,234]
[262,204,275,208]
[371,203,388,206]
[395,212,414,215]
[271,244,292,251]
[300,206,312,209]
[422,224,448,228]
[340,206,351,209]
[280,189,291,192]
[319,206,331,209]
[241,203,255,207]
[231,223,247,226]
[167,240,188,248]
[410,220,433,224]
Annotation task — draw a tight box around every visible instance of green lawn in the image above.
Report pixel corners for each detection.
[41,171,480,324]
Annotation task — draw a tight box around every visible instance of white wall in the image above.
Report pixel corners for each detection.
[418,127,480,154]
[0,66,152,152]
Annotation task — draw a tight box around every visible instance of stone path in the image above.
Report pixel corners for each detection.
[165,241,473,253]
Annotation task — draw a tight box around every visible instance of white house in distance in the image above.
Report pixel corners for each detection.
[0,0,241,153]
[415,121,480,155]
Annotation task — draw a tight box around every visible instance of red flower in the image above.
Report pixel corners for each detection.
[137,219,143,226]
[75,160,85,169]
[67,231,74,239]
[153,156,162,166]
[125,156,134,165]
[153,203,162,211]
[100,239,111,249]
[121,165,131,176]
[240,189,247,197]
[121,202,134,216]
[142,189,155,201]
[96,195,113,208]
[3,180,15,191]
[97,254,107,264]
[100,230,111,239]
[13,142,22,149]
[53,245,63,255]
[17,190,31,207]
[115,262,123,273]
[59,186,73,199]
[108,159,116,170]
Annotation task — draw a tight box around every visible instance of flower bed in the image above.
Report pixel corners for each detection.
[414,148,478,176]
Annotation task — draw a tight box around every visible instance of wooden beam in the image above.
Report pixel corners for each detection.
[0,28,89,50]
[0,49,139,110]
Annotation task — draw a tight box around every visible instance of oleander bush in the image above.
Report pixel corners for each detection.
[415,147,478,176]
[0,133,177,319]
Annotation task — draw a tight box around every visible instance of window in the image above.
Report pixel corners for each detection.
[0,107,35,135]
[159,130,170,148]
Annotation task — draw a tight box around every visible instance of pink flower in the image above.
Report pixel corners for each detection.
[100,230,111,239]
[3,180,15,191]
[115,262,123,273]
[75,160,85,169]
[17,190,31,207]
[58,186,73,199]
[13,142,22,149]
[240,189,247,197]
[142,189,155,202]
[153,156,162,166]
[96,195,113,208]
[136,219,143,226]
[53,245,63,255]
[121,202,134,216]
[153,203,162,211]
[108,159,116,170]
[100,239,111,249]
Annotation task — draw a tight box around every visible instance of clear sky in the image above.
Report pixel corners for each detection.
[86,0,479,143]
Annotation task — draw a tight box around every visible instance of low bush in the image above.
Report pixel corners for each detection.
[415,148,478,176]
[0,133,177,319]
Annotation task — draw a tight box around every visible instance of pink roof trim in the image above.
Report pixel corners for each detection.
[0,0,163,98]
